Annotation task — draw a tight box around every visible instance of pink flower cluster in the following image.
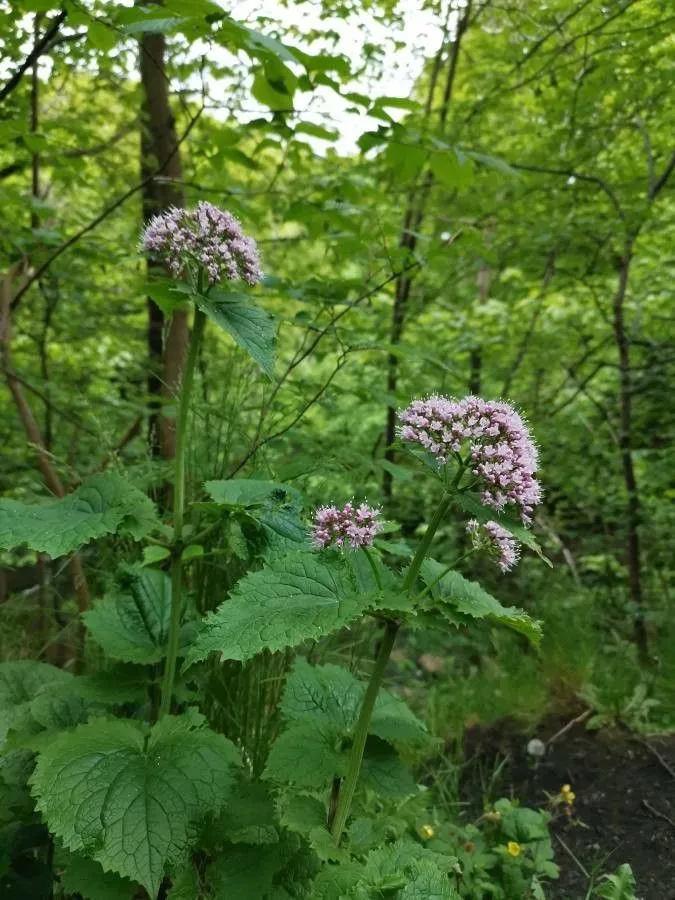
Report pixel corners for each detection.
[398,395,541,523]
[312,501,382,550]
[141,201,263,286]
[467,519,520,572]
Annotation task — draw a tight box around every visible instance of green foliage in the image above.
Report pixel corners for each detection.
[197,289,276,378]
[30,714,242,895]
[593,864,638,900]
[56,848,138,900]
[0,473,158,558]
[421,560,543,647]
[185,552,375,666]
[83,566,173,663]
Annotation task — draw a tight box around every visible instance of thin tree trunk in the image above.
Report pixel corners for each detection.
[1,268,90,650]
[612,238,649,664]
[382,3,471,503]
[139,32,187,464]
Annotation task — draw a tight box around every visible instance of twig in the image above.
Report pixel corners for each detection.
[546,708,593,747]
[554,833,590,879]
[635,737,675,780]
[642,800,675,829]
[0,10,67,103]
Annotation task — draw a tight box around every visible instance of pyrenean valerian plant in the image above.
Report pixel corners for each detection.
[0,208,556,899]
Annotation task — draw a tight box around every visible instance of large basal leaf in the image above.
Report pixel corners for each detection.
[83,567,172,664]
[30,714,242,897]
[197,288,276,378]
[420,560,542,647]
[0,473,158,557]
[184,552,370,667]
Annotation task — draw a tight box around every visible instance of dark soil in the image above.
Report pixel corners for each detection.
[462,718,675,899]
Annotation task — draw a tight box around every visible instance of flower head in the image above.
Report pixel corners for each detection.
[419,824,435,840]
[507,841,521,858]
[467,519,520,572]
[398,395,541,523]
[560,784,576,805]
[141,201,263,286]
[312,501,382,550]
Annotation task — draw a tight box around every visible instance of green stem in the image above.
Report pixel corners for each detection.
[158,307,206,720]
[330,619,399,844]
[402,492,452,592]
[412,549,475,605]
[363,547,383,592]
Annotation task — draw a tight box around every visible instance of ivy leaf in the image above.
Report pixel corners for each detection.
[0,473,158,557]
[420,560,542,647]
[264,721,345,790]
[184,552,369,667]
[57,849,138,900]
[83,567,173,663]
[196,288,276,378]
[30,715,242,896]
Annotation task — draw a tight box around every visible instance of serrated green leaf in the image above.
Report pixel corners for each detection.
[205,478,298,508]
[0,661,74,748]
[215,778,279,845]
[280,658,434,751]
[197,289,276,377]
[30,715,241,896]
[71,666,149,706]
[264,721,345,789]
[359,737,417,798]
[420,560,542,646]
[142,544,171,566]
[83,567,172,663]
[0,473,158,557]
[184,552,368,667]
[208,841,290,899]
[400,859,458,899]
[309,862,365,899]
[57,849,137,900]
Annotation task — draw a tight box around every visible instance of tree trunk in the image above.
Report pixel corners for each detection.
[139,32,188,464]
[612,239,649,664]
[382,4,470,504]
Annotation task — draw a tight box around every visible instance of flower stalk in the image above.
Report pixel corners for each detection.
[330,489,452,844]
[158,306,206,719]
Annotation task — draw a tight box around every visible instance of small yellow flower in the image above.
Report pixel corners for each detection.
[560,784,576,805]
[419,824,435,840]
[507,841,521,857]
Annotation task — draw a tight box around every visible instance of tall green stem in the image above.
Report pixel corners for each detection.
[158,307,206,720]
[402,491,452,592]
[330,619,399,844]
[330,490,452,843]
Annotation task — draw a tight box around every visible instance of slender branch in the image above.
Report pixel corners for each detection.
[0,9,67,104]
[648,149,675,203]
[12,107,203,310]
[510,162,625,223]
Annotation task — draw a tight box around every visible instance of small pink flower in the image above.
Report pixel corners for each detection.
[398,395,541,524]
[312,501,382,550]
[141,201,263,286]
[467,519,520,572]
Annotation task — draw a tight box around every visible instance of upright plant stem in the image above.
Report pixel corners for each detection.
[330,619,399,844]
[330,490,452,843]
[158,306,206,719]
